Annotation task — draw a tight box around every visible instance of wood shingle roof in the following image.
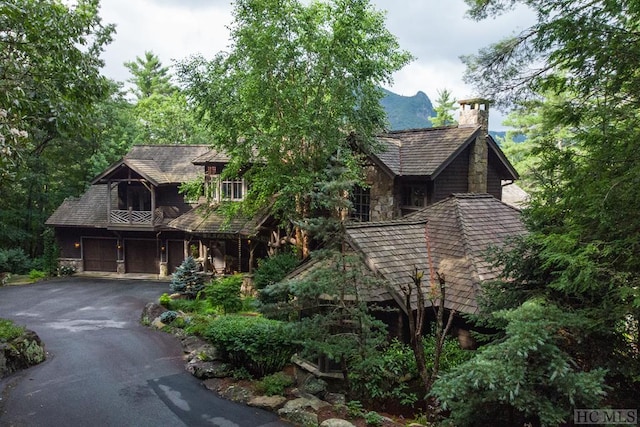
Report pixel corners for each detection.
[345,194,526,314]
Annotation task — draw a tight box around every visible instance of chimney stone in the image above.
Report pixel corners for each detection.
[458,99,490,193]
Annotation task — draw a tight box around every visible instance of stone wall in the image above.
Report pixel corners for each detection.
[366,164,397,222]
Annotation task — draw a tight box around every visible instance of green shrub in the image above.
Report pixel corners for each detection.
[0,248,31,274]
[170,257,205,299]
[254,251,299,290]
[363,411,384,426]
[28,269,46,281]
[160,311,178,324]
[184,313,216,337]
[58,265,76,276]
[207,274,243,314]
[0,318,25,342]
[256,371,294,395]
[203,315,299,377]
[159,293,171,308]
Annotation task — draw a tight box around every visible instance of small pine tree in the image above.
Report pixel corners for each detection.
[170,256,205,299]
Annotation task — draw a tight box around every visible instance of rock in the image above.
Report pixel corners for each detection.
[151,318,166,329]
[323,392,346,406]
[248,395,287,411]
[219,384,254,403]
[277,405,318,427]
[320,419,356,427]
[301,376,327,396]
[0,329,46,378]
[140,302,167,324]
[185,360,233,379]
[281,395,330,412]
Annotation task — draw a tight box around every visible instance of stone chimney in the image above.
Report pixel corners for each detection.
[458,98,490,193]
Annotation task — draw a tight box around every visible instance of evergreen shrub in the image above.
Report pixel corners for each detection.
[170,256,205,299]
[206,274,243,314]
[203,315,298,377]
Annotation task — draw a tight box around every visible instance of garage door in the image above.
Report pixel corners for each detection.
[125,240,158,274]
[83,238,118,272]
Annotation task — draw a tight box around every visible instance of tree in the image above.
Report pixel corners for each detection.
[0,0,114,254]
[178,0,412,257]
[125,52,209,145]
[431,0,640,421]
[428,88,457,127]
[124,51,175,100]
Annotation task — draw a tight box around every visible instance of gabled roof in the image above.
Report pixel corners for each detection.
[191,149,232,165]
[46,185,110,227]
[373,126,518,180]
[92,144,211,185]
[345,194,526,314]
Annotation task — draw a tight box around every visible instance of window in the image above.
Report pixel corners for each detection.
[402,186,426,207]
[350,186,370,222]
[206,176,246,202]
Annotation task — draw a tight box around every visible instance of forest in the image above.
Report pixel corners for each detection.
[1,0,639,425]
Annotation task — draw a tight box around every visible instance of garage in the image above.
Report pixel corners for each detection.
[167,240,185,275]
[83,238,118,272]
[125,239,159,274]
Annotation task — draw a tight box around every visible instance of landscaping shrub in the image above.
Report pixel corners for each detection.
[203,315,298,377]
[169,256,205,299]
[28,269,46,281]
[159,293,171,308]
[0,248,31,274]
[58,265,76,276]
[159,311,178,324]
[0,318,25,342]
[255,371,294,396]
[253,251,299,290]
[206,274,243,314]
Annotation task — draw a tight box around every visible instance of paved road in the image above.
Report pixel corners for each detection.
[0,278,288,427]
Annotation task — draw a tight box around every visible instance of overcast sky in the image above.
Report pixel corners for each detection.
[98,0,533,130]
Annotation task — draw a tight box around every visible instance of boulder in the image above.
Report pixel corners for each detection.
[141,302,167,324]
[248,395,287,411]
[185,359,233,379]
[320,419,356,427]
[218,384,254,404]
[0,329,46,377]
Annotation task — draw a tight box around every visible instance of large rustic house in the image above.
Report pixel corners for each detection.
[47,99,522,278]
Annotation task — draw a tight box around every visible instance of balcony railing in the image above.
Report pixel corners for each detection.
[110,209,153,225]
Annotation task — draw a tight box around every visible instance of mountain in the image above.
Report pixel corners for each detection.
[380,88,435,130]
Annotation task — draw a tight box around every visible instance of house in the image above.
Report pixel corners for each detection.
[46,144,270,277]
[353,99,519,222]
[47,99,522,278]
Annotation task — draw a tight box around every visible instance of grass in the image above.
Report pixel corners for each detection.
[0,318,25,342]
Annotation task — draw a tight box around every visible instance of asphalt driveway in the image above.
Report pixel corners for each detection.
[0,277,288,426]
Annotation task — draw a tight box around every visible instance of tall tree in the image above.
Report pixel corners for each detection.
[428,88,457,127]
[178,0,412,257]
[124,51,175,100]
[0,0,114,254]
[432,0,640,423]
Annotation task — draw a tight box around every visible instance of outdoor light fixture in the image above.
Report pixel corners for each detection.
[74,242,80,249]
[161,246,166,252]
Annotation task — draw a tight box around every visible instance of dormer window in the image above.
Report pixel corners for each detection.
[206,175,247,202]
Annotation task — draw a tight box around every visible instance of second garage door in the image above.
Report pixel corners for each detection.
[83,238,118,272]
[125,240,158,274]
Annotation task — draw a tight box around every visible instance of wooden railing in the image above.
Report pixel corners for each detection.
[110,209,153,225]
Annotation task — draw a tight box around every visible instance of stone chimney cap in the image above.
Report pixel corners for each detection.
[458,98,492,108]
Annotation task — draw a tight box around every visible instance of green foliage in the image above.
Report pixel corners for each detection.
[254,251,299,291]
[124,51,175,100]
[159,311,178,324]
[255,371,294,395]
[178,0,412,249]
[170,257,206,299]
[345,400,365,418]
[41,227,59,277]
[159,293,171,308]
[203,315,298,377]
[183,313,216,337]
[363,411,384,427]
[0,318,25,342]
[206,275,243,314]
[432,300,607,426]
[0,248,32,274]
[428,88,457,127]
[28,270,46,281]
[58,265,76,276]
[0,0,115,256]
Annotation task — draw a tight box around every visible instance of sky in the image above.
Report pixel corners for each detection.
[98,0,533,130]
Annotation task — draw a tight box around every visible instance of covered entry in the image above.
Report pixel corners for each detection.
[83,238,118,272]
[125,239,159,274]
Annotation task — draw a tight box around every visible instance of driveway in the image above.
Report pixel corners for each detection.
[0,277,288,426]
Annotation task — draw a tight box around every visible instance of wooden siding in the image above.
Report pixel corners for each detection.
[487,160,503,200]
[433,148,469,202]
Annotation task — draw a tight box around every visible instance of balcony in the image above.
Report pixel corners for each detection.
[109,209,154,229]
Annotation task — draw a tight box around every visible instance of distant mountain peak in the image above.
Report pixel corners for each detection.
[380,88,435,131]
